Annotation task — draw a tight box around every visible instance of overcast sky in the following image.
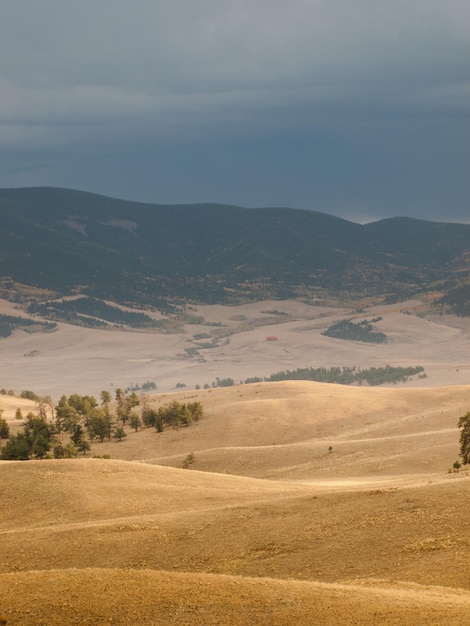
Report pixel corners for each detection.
[1,1,469,223]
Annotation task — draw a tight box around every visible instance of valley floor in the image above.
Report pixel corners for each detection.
[1,297,470,397]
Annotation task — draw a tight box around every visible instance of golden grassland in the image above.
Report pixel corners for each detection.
[2,381,470,624]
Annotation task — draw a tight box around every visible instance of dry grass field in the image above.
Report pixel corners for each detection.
[1,297,470,398]
[2,299,470,623]
[2,380,470,624]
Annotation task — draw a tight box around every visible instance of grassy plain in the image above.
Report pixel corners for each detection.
[1,297,470,398]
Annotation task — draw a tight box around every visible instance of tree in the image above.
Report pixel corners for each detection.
[0,412,9,439]
[100,390,112,409]
[77,438,91,455]
[117,393,140,425]
[187,401,203,422]
[64,441,78,458]
[113,426,127,441]
[129,412,141,432]
[1,433,30,460]
[23,413,54,459]
[458,412,470,464]
[87,409,113,442]
[70,423,85,446]
[53,443,66,459]
[0,412,54,459]
[55,395,79,434]
[142,407,157,428]
[68,393,97,415]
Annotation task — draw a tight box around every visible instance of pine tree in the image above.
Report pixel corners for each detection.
[458,412,470,464]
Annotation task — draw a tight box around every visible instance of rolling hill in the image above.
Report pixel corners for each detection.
[2,381,470,624]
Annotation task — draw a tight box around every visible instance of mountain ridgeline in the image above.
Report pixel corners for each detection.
[1,187,469,307]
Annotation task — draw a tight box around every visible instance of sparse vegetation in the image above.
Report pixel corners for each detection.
[183,451,195,468]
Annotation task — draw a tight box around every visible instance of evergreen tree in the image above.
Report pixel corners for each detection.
[129,412,142,432]
[0,413,9,439]
[458,412,470,464]
[114,426,127,441]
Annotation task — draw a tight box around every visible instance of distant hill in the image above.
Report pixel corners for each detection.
[1,187,469,306]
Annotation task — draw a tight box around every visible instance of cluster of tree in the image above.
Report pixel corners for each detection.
[195,377,235,390]
[28,297,166,329]
[322,318,387,343]
[261,365,425,386]
[142,400,203,432]
[125,381,157,394]
[0,389,204,460]
[0,313,56,338]
[1,413,55,460]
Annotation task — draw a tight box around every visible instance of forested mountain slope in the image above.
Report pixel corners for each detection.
[1,187,469,305]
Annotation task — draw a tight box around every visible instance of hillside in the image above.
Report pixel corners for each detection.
[2,382,470,624]
[56,380,470,479]
[1,187,469,306]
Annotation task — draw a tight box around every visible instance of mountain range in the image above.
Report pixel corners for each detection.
[1,187,469,306]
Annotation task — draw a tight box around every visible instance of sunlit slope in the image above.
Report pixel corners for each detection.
[0,458,305,530]
[91,381,470,479]
[2,569,470,626]
[0,395,36,419]
[1,459,470,589]
[2,381,470,626]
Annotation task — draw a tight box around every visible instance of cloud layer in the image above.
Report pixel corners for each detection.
[1,1,469,222]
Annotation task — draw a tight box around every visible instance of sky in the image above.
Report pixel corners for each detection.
[1,1,469,224]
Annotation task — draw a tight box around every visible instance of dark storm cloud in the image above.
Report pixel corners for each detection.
[1,1,469,222]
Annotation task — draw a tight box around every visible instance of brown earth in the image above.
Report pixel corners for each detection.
[2,298,470,624]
